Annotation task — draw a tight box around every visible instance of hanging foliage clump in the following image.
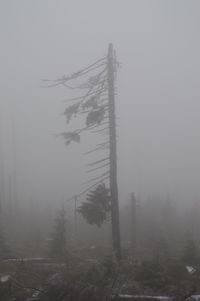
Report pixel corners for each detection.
[86,107,105,127]
[60,131,80,145]
[64,102,80,123]
[82,96,98,111]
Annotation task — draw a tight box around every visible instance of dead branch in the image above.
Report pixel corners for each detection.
[87,163,110,173]
[88,157,109,166]
[82,171,109,185]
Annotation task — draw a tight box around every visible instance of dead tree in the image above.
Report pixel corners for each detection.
[44,43,121,259]
[107,44,121,260]
[130,192,137,259]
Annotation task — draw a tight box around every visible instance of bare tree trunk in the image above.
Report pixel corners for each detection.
[130,192,137,259]
[74,195,78,245]
[107,43,121,260]
[12,118,18,214]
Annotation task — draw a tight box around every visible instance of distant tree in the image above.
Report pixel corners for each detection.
[0,200,9,259]
[130,192,137,257]
[162,196,176,240]
[0,226,9,259]
[187,201,200,243]
[50,206,67,259]
[78,183,111,227]
[182,237,199,265]
[153,232,169,264]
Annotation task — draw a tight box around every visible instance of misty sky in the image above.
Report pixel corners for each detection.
[1,0,200,209]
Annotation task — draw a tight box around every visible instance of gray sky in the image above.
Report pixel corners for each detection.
[1,0,200,208]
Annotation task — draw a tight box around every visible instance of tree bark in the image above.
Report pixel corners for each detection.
[107,43,121,260]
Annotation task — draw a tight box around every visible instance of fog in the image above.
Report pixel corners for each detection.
[1,0,200,210]
[2,2,200,299]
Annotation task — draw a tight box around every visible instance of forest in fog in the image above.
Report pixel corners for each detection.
[1,1,200,300]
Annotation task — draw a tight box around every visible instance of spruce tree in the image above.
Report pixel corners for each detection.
[78,183,111,227]
[50,206,67,259]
